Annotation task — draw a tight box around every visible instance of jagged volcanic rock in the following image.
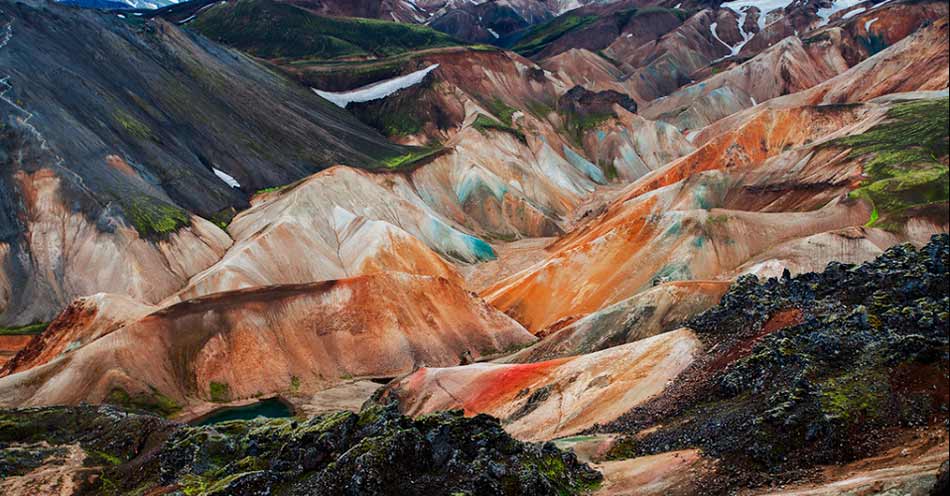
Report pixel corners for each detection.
[601,234,950,491]
[0,404,602,495]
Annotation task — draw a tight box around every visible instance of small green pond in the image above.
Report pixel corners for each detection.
[192,398,293,426]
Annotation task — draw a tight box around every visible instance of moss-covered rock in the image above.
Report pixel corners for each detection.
[827,97,949,229]
[121,196,192,239]
[0,404,600,495]
[602,234,950,488]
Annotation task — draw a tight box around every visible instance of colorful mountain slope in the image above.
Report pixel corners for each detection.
[0,272,534,413]
[0,0,407,325]
[380,328,700,441]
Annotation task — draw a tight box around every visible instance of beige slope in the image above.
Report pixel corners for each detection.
[334,48,697,241]
[541,48,643,101]
[579,108,696,182]
[692,16,949,147]
[170,166,469,301]
[504,280,730,363]
[641,33,852,131]
[641,4,947,134]
[382,328,700,441]
[0,169,231,326]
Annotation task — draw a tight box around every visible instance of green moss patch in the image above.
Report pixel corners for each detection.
[472,114,527,143]
[485,98,518,126]
[106,387,182,417]
[381,146,446,170]
[827,97,949,229]
[209,381,231,403]
[511,14,598,57]
[121,196,192,239]
[0,322,48,336]
[112,110,153,141]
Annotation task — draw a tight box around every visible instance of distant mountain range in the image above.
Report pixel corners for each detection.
[59,0,179,9]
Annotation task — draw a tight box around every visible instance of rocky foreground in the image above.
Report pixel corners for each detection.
[0,403,600,495]
[1,237,946,496]
[599,233,949,492]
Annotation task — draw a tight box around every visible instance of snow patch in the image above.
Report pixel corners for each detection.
[865,17,879,31]
[816,0,865,27]
[713,5,756,60]
[487,27,499,39]
[312,64,440,108]
[709,22,731,51]
[842,6,866,19]
[213,168,241,188]
[724,0,793,31]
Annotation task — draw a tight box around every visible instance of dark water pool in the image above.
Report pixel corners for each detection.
[192,398,293,426]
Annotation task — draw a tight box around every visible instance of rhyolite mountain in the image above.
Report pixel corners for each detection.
[0,0,948,494]
[0,0,410,326]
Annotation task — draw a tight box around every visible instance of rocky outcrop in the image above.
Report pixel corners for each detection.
[602,235,949,489]
[0,404,602,495]
[558,86,638,117]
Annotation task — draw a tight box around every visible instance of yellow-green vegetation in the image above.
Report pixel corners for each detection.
[485,98,518,126]
[820,370,888,421]
[563,110,614,148]
[512,14,598,57]
[469,43,500,52]
[255,184,287,195]
[472,114,526,143]
[377,108,424,137]
[600,159,619,181]
[210,381,231,403]
[112,110,153,140]
[705,213,730,227]
[189,0,459,61]
[829,98,949,229]
[382,146,445,170]
[525,99,555,120]
[122,196,192,238]
[106,387,182,417]
[0,322,48,336]
[91,450,124,466]
[206,207,237,231]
